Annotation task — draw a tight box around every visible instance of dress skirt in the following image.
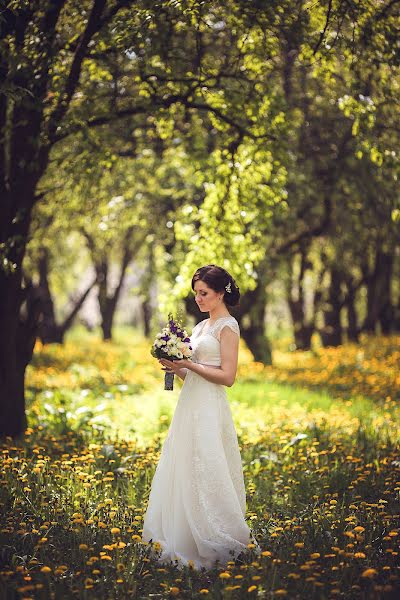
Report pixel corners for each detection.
[141,369,260,570]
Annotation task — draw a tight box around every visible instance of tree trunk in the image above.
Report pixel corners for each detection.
[394,295,400,333]
[344,281,359,343]
[142,298,152,338]
[0,0,112,438]
[240,321,272,364]
[292,319,314,351]
[17,279,43,421]
[0,271,26,438]
[101,304,114,341]
[37,247,63,343]
[93,237,134,341]
[0,262,41,438]
[141,240,155,338]
[38,248,96,344]
[0,185,41,438]
[320,267,343,347]
[235,272,272,365]
[286,247,315,350]
[362,249,395,334]
[378,252,394,334]
[363,272,379,334]
[93,258,115,341]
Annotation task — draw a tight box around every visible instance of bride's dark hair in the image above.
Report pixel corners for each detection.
[191,264,240,307]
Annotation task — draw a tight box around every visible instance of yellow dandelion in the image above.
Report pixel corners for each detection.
[219,571,231,579]
[79,544,88,551]
[274,590,287,596]
[199,590,209,595]
[40,566,51,573]
[310,552,320,559]
[344,531,355,538]
[262,550,272,557]
[294,542,304,548]
[361,568,378,578]
[110,527,120,535]
[169,587,180,596]
[354,552,366,558]
[353,526,365,533]
[248,585,257,592]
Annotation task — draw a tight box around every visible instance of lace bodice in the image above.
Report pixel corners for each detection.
[190,316,240,367]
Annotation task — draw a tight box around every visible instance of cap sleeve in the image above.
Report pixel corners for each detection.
[216,318,240,342]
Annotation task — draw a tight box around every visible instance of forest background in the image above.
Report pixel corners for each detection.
[0,2,399,599]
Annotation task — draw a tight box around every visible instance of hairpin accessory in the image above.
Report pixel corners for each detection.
[225,281,232,293]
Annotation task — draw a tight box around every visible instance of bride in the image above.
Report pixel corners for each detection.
[141,264,260,570]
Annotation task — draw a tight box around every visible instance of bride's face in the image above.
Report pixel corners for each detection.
[193,280,222,313]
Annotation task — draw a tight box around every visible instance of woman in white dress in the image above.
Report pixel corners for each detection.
[141,264,260,570]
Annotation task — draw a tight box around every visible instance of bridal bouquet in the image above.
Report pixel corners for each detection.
[151,313,192,390]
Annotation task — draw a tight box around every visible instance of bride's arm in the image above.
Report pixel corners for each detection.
[160,327,239,387]
[174,367,188,381]
[160,364,188,381]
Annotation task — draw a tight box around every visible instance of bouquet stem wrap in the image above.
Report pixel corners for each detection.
[164,370,174,391]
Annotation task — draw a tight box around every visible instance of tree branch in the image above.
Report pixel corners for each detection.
[46,0,107,143]
[312,0,333,56]
[55,92,276,142]
[275,196,332,256]
[61,277,97,333]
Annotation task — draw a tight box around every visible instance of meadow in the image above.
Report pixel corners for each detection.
[0,327,399,599]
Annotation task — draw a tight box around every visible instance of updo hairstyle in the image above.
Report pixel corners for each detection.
[191,264,240,307]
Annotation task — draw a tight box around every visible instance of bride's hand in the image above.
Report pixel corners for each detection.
[159,358,192,373]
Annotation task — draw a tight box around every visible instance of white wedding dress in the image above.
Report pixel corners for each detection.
[141,315,260,570]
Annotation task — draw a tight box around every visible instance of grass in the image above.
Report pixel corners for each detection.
[0,327,399,599]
